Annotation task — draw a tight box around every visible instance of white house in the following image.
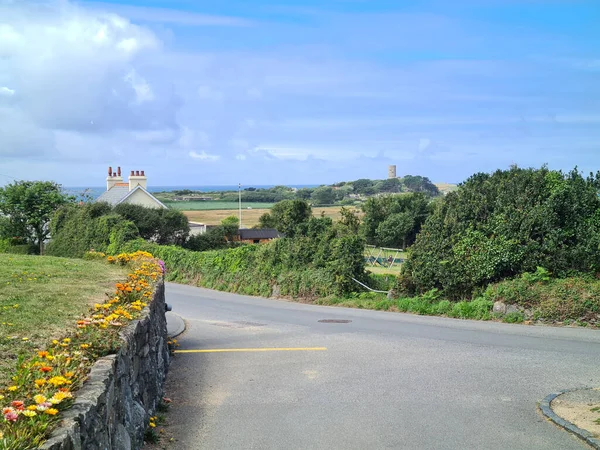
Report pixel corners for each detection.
[96,167,168,209]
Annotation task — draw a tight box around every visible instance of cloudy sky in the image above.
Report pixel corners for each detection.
[0,0,599,187]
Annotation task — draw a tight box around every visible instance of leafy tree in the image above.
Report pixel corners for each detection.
[339,207,361,234]
[376,212,414,248]
[351,178,374,195]
[401,175,439,196]
[113,203,189,245]
[221,216,239,242]
[362,193,430,247]
[0,180,73,254]
[311,186,335,205]
[375,178,402,193]
[258,200,312,237]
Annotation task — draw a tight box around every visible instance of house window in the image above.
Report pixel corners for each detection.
[253,239,260,244]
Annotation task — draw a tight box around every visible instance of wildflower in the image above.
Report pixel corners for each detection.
[38,351,49,358]
[64,371,75,378]
[34,395,47,404]
[23,410,37,417]
[7,386,17,392]
[3,407,18,422]
[0,431,3,439]
[44,408,59,415]
[22,337,28,341]
[62,338,71,344]
[34,379,47,388]
[149,422,156,428]
[46,355,54,361]
[11,401,24,411]
[80,344,90,349]
[27,405,37,411]
[52,340,59,345]
[0,394,4,400]
[40,366,52,373]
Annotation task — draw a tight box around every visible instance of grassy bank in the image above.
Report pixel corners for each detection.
[0,254,127,386]
[165,201,275,211]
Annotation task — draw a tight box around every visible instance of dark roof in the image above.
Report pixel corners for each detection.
[239,228,284,240]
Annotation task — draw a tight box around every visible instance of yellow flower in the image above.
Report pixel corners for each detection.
[22,337,29,341]
[62,338,71,344]
[149,422,156,428]
[7,386,17,391]
[45,408,59,415]
[0,394,4,400]
[64,371,75,378]
[23,410,37,417]
[46,355,54,361]
[52,340,59,345]
[34,379,47,388]
[80,344,90,349]
[34,394,47,404]
[27,405,37,411]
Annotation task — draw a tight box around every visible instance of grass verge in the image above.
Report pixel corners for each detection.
[0,254,127,387]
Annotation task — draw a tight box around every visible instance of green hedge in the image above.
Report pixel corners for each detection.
[119,239,340,298]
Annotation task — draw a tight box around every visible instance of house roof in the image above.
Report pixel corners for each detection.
[239,228,284,240]
[96,186,130,206]
[96,185,167,209]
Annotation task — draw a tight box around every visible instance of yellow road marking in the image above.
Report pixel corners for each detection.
[175,347,327,354]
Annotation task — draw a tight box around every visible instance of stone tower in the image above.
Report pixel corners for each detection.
[388,165,397,179]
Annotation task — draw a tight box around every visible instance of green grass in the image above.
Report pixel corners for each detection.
[164,201,275,211]
[0,254,126,387]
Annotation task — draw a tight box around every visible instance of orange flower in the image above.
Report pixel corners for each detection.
[40,366,52,373]
[38,351,49,358]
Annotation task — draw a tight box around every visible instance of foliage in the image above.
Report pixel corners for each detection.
[483,274,600,322]
[0,181,73,254]
[362,193,431,248]
[46,203,138,258]
[401,175,439,196]
[120,211,366,297]
[311,186,335,205]
[258,200,312,237]
[113,203,189,245]
[402,166,600,298]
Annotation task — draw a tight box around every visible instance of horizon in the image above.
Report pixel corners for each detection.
[1,1,598,186]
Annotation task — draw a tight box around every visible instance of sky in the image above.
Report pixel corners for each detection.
[0,0,599,187]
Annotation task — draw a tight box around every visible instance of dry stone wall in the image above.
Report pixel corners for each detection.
[40,281,170,450]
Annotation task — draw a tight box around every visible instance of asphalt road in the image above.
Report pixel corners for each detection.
[163,282,600,450]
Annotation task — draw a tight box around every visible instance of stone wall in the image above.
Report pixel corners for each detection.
[40,281,170,450]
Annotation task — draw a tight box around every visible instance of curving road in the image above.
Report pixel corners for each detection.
[164,282,600,450]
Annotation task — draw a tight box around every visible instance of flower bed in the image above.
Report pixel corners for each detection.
[0,251,162,449]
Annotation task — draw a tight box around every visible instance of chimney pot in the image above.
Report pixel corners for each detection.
[141,170,145,176]
[108,166,112,176]
[135,170,140,176]
[117,166,121,176]
[131,170,134,176]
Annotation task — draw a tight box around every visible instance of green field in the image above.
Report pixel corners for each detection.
[165,201,275,211]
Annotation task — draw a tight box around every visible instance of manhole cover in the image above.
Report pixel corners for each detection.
[318,319,352,324]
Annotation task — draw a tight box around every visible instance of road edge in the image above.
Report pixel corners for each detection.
[166,311,186,338]
[539,388,600,449]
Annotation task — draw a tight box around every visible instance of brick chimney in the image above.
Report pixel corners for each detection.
[106,166,123,191]
[128,169,147,191]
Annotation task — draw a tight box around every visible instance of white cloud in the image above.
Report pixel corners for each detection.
[189,151,220,161]
[235,154,247,160]
[85,2,253,27]
[0,0,177,158]
[0,87,15,97]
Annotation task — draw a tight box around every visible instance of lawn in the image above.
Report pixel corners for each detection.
[0,254,127,387]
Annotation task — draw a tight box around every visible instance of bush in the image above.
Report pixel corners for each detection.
[403,166,600,298]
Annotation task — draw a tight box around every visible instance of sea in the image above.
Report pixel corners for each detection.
[64,185,319,201]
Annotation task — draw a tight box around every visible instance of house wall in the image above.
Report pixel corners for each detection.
[122,189,164,209]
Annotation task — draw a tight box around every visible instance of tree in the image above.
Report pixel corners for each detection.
[311,186,335,205]
[0,180,73,254]
[351,179,374,195]
[221,216,239,242]
[375,212,414,248]
[258,199,312,237]
[114,203,190,245]
[401,175,439,196]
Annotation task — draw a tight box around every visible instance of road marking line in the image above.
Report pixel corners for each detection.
[175,347,327,354]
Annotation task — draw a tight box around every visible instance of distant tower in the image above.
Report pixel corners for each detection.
[388,165,397,179]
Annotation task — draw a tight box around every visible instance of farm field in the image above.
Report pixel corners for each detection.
[164,201,275,211]
[184,205,361,227]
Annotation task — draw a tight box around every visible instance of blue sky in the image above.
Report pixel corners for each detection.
[0,0,598,187]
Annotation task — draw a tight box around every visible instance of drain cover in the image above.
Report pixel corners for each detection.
[318,319,352,324]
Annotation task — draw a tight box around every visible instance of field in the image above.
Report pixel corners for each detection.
[184,206,361,227]
[165,201,275,211]
[0,254,126,386]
